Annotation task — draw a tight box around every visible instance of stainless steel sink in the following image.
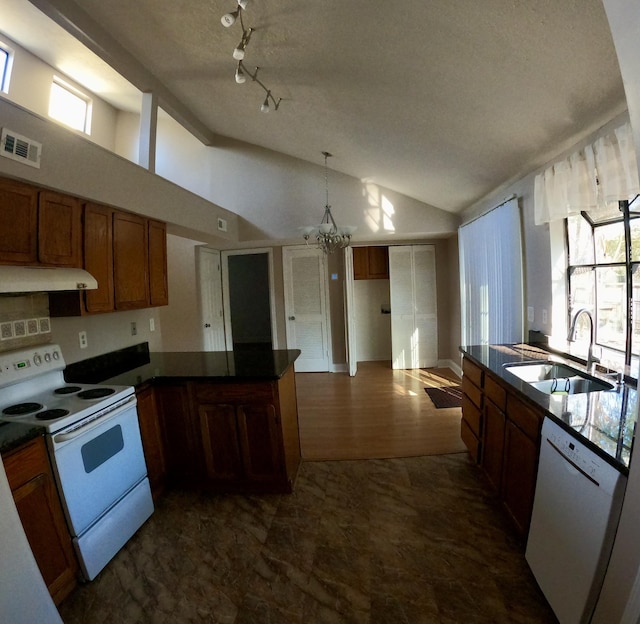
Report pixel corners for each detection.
[503,361,614,395]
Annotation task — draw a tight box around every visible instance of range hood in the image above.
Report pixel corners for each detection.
[0,266,98,293]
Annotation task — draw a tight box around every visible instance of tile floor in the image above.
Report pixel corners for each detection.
[59,454,557,623]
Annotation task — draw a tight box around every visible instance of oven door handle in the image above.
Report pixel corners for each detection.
[52,395,137,443]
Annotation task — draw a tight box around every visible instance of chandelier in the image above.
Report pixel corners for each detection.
[301,152,355,254]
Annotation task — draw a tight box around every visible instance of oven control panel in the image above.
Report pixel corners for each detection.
[0,344,65,386]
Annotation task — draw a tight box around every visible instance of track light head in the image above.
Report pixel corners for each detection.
[235,62,247,84]
[221,8,240,27]
[261,93,271,113]
[237,0,250,9]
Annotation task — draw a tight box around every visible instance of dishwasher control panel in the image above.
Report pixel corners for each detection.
[542,417,624,494]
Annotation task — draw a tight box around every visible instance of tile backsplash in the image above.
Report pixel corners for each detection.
[0,293,51,352]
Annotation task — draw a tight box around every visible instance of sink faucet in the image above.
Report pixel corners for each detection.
[567,308,599,374]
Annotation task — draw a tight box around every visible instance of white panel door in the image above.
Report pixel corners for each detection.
[389,245,437,369]
[283,246,330,372]
[198,247,226,351]
[344,246,358,376]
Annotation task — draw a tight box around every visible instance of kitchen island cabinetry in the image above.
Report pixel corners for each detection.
[136,384,166,501]
[193,366,299,492]
[461,354,544,536]
[3,436,78,605]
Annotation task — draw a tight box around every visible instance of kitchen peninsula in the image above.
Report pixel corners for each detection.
[65,344,302,497]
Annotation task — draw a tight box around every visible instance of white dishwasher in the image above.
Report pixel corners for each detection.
[526,417,627,624]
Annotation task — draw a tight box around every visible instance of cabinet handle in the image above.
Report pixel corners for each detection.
[288,316,295,321]
[204,323,211,328]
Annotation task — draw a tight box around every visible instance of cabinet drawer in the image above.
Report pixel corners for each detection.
[462,357,483,388]
[461,418,480,464]
[484,374,507,411]
[506,393,542,441]
[461,377,482,410]
[462,394,481,436]
[192,381,274,404]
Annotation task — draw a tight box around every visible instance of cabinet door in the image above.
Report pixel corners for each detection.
[198,403,243,482]
[353,247,368,279]
[237,403,283,482]
[4,437,78,605]
[148,219,168,306]
[155,384,198,480]
[38,191,82,267]
[136,385,166,500]
[502,420,538,535]
[367,246,389,279]
[113,211,149,309]
[0,178,38,264]
[84,203,115,313]
[482,399,506,493]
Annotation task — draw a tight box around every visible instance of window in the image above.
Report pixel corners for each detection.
[0,42,14,93]
[48,77,92,134]
[566,197,640,377]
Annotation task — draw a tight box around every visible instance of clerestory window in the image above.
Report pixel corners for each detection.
[48,77,92,134]
[0,42,14,93]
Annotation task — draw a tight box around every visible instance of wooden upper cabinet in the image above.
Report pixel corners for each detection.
[148,219,168,307]
[113,211,150,310]
[38,191,82,267]
[353,246,389,280]
[0,178,39,264]
[83,203,115,313]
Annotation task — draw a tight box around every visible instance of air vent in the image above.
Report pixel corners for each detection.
[1,128,42,168]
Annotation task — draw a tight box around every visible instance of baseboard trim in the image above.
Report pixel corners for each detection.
[439,358,462,378]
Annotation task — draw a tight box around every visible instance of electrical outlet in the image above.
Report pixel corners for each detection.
[131,322,137,336]
[527,307,534,323]
[27,318,39,335]
[39,317,51,333]
[542,309,548,325]
[79,331,88,349]
[13,320,26,338]
[0,322,13,340]
[149,317,155,332]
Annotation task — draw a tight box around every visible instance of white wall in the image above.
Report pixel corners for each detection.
[354,280,391,361]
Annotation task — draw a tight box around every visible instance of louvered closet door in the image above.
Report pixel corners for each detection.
[283,246,330,372]
[389,245,437,369]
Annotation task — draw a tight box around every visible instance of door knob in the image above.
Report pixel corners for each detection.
[204,323,211,328]
[288,316,295,320]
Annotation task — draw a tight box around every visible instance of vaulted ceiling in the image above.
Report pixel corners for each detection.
[2,0,628,213]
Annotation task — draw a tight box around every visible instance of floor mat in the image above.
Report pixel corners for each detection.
[425,385,462,408]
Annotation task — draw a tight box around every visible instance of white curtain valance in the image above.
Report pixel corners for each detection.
[534,122,640,225]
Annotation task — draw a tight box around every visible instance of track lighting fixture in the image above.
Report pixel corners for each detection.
[233,27,253,60]
[234,61,246,84]
[221,7,240,27]
[220,2,283,112]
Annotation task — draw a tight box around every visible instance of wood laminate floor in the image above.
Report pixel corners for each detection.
[296,361,466,461]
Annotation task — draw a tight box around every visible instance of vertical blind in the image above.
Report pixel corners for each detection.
[459,198,524,346]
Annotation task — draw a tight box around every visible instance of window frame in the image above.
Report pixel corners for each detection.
[565,198,640,377]
[0,41,15,94]
[48,76,93,135]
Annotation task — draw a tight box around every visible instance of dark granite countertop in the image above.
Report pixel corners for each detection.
[0,422,45,455]
[65,343,301,387]
[461,343,637,473]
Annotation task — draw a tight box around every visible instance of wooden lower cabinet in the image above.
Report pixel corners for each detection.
[136,384,167,501]
[461,356,544,536]
[3,436,78,605]
[149,367,301,494]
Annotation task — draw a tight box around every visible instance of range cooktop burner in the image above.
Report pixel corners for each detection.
[77,388,116,400]
[54,386,82,395]
[2,402,44,416]
[37,408,70,421]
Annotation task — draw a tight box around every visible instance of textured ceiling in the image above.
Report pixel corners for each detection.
[1,0,628,213]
